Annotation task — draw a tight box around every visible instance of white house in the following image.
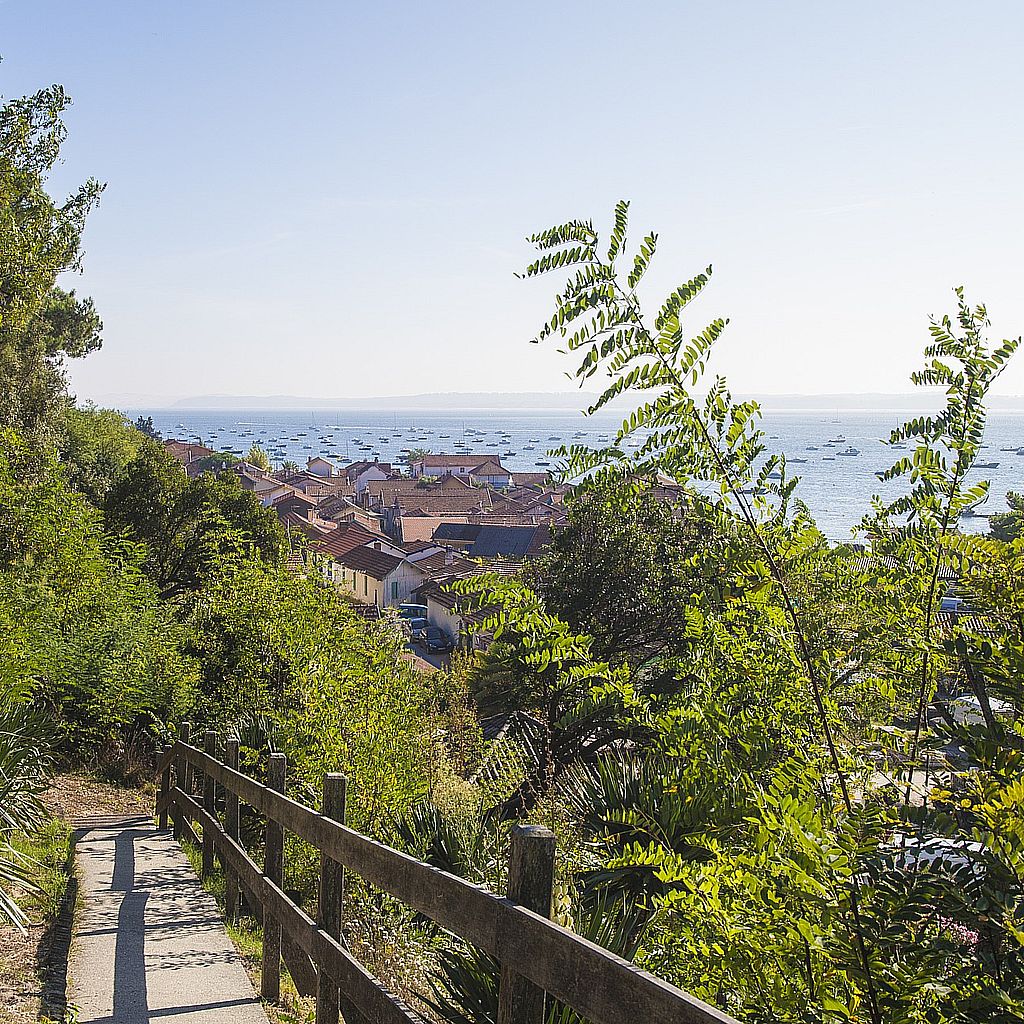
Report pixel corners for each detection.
[353,465,389,496]
[336,545,425,608]
[468,459,513,488]
[307,456,336,478]
[412,454,495,479]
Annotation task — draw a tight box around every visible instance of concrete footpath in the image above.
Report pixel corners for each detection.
[70,814,269,1023]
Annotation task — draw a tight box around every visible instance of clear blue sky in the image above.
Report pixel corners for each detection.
[5,1,1024,403]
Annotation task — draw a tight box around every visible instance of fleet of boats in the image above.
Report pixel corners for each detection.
[168,419,1023,488]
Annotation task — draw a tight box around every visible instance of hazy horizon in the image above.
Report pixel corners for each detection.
[94,389,1024,414]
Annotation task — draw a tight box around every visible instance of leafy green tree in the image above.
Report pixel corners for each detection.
[0,431,195,750]
[990,491,1024,543]
[103,442,285,598]
[502,202,1024,1022]
[452,574,637,818]
[134,415,160,439]
[407,447,429,468]
[184,558,468,832]
[0,85,103,440]
[246,443,271,472]
[58,405,147,505]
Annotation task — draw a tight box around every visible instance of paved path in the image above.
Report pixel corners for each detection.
[70,814,269,1024]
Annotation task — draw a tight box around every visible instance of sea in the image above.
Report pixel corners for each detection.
[133,408,1024,542]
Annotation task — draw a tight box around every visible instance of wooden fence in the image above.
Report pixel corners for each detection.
[156,724,737,1024]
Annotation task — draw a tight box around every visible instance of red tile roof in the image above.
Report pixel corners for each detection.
[164,439,216,463]
[337,545,406,580]
[315,522,380,559]
[469,460,510,477]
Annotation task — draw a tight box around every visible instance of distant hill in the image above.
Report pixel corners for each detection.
[90,390,1024,413]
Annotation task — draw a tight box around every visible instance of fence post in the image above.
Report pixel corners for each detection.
[202,730,218,879]
[261,751,287,1003]
[173,722,190,842]
[496,824,556,1024]
[316,774,347,1024]
[158,744,171,830]
[224,736,240,924]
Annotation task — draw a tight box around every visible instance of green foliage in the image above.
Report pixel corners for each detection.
[185,560,474,833]
[452,574,638,817]
[0,430,194,748]
[0,682,54,929]
[990,491,1024,543]
[134,414,160,439]
[460,201,1024,1023]
[58,405,147,505]
[0,85,103,440]
[104,442,286,598]
[246,443,271,471]
[7,817,72,924]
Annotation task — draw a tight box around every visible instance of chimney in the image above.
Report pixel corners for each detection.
[444,547,454,566]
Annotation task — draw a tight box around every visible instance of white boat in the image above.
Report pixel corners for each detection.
[837,447,860,456]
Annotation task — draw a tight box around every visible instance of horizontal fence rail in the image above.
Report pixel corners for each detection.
[155,732,738,1024]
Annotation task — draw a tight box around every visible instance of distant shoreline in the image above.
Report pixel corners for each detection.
[94,391,1024,413]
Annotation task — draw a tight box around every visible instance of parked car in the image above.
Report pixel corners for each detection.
[423,626,452,654]
[398,603,429,621]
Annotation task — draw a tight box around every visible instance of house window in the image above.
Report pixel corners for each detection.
[391,581,399,601]
[363,575,368,596]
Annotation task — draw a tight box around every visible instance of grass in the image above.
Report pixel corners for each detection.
[9,818,74,922]
[0,817,75,1023]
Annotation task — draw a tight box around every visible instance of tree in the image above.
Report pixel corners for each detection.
[503,202,1024,1021]
[0,85,104,440]
[134,415,160,439]
[0,430,194,751]
[59,405,147,505]
[103,442,286,598]
[452,574,637,818]
[990,491,1024,543]
[536,482,737,685]
[183,558,466,832]
[247,443,271,472]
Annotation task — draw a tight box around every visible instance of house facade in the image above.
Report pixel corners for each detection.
[468,460,513,488]
[335,545,425,607]
[411,454,494,478]
[307,456,336,478]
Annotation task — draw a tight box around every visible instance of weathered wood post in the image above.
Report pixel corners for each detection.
[261,751,287,1003]
[316,774,347,1024]
[158,744,171,830]
[496,824,556,1024]
[224,735,240,924]
[202,730,218,879]
[173,722,191,842]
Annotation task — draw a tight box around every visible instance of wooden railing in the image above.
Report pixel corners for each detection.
[156,725,737,1024]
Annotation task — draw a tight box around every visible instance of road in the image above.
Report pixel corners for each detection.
[405,640,450,670]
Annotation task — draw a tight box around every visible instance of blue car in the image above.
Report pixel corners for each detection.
[423,626,452,654]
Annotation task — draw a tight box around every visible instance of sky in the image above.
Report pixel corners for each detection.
[4,1,1024,404]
